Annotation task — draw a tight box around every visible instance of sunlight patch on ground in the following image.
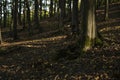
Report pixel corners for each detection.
[100,26,120,32]
[0,35,67,47]
[21,44,47,48]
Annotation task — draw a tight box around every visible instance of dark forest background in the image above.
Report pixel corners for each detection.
[0,0,120,79]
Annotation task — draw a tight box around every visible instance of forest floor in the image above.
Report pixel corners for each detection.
[0,3,120,80]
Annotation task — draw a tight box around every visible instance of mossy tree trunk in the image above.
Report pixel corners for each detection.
[80,0,97,51]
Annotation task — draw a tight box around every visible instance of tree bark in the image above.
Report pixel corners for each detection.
[3,0,7,28]
[13,0,18,40]
[49,0,53,17]
[39,0,42,19]
[58,0,66,27]
[80,0,97,51]
[105,0,109,20]
[25,0,32,35]
[60,0,66,18]
[72,0,79,35]
[34,0,40,29]
[0,2,2,44]
[23,1,26,29]
[18,0,22,25]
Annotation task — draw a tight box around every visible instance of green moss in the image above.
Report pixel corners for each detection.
[83,36,92,51]
[0,47,7,55]
[95,37,103,46]
[85,36,91,46]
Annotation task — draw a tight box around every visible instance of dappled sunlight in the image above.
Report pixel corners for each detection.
[100,25,120,43]
[0,35,67,47]
[97,18,120,26]
[100,26,120,32]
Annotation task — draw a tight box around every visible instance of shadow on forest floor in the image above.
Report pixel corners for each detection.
[0,21,120,79]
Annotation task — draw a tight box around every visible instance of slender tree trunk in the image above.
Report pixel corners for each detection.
[44,0,47,18]
[34,0,40,29]
[58,0,63,27]
[10,3,14,35]
[58,0,66,27]
[13,0,18,40]
[56,0,59,19]
[68,0,72,20]
[18,0,22,25]
[72,0,79,35]
[0,27,2,44]
[105,0,109,20]
[60,0,66,18]
[53,0,57,15]
[39,0,42,19]
[0,3,2,44]
[23,1,26,29]
[49,0,53,17]
[3,0,7,28]
[26,0,32,35]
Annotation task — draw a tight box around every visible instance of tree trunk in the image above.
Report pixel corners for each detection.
[34,0,40,29]
[105,0,109,20]
[72,0,79,35]
[3,0,7,28]
[60,0,66,18]
[68,0,72,20]
[53,0,57,15]
[25,0,32,35]
[18,0,22,25]
[23,1,26,29]
[0,2,2,44]
[44,0,47,18]
[80,0,97,51]
[39,0,42,19]
[49,0,53,17]
[13,0,18,40]
[58,0,66,27]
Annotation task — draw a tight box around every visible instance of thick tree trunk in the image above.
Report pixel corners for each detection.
[81,0,97,51]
